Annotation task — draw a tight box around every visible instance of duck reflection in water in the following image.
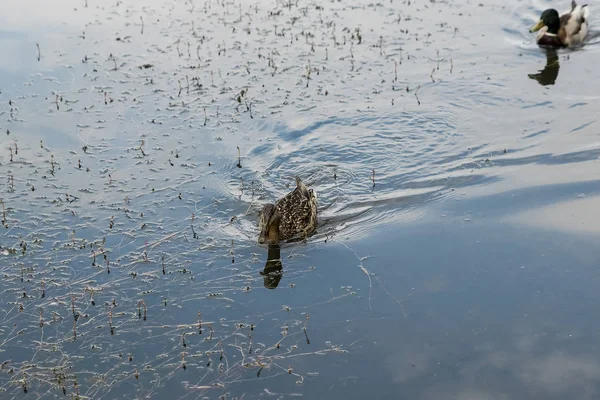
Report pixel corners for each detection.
[261,245,283,289]
[528,48,560,86]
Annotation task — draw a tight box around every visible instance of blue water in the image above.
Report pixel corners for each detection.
[1,0,600,398]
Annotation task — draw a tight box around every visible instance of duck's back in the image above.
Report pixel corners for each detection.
[569,5,588,44]
[275,178,317,241]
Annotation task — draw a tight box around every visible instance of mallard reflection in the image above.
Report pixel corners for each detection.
[260,245,283,289]
[528,48,560,86]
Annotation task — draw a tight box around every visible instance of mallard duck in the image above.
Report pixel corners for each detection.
[258,177,317,244]
[530,1,589,48]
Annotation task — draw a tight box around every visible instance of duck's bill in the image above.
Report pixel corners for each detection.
[530,20,545,33]
[258,232,268,244]
[258,230,275,245]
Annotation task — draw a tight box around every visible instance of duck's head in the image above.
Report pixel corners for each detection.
[530,9,561,34]
[258,203,281,244]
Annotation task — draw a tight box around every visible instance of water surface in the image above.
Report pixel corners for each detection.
[1,0,600,398]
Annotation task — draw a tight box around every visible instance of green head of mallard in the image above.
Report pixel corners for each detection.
[530,9,561,34]
[258,203,281,244]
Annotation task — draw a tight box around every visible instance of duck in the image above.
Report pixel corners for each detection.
[530,1,589,48]
[258,177,317,244]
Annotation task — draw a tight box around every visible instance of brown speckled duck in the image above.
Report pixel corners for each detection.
[530,1,589,48]
[258,177,317,244]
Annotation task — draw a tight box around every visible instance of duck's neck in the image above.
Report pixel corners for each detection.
[546,17,560,34]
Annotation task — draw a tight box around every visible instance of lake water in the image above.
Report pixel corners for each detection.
[1,0,600,398]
